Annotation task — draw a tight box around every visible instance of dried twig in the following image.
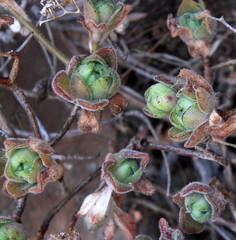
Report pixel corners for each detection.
[146,143,227,166]
[206,14,236,35]
[12,196,28,223]
[1,0,69,65]
[12,85,42,139]
[40,0,81,26]
[211,59,236,71]
[35,167,101,240]
[125,110,171,196]
[50,104,80,146]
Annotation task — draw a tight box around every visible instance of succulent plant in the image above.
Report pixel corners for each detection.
[102,149,155,194]
[184,193,212,223]
[0,137,63,199]
[92,0,115,23]
[52,48,121,111]
[52,48,127,133]
[167,0,216,58]
[82,0,131,51]
[144,83,177,118]
[144,69,216,148]
[172,181,227,234]
[0,217,29,240]
[169,92,208,132]
[109,158,141,185]
[177,0,212,40]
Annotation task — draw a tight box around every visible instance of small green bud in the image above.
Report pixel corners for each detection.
[94,0,115,23]
[76,58,117,100]
[7,147,41,184]
[170,94,207,131]
[185,193,212,223]
[179,13,203,39]
[78,63,94,80]
[176,0,213,41]
[110,159,142,184]
[144,83,177,118]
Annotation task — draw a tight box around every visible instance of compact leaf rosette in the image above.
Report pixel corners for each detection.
[144,82,177,118]
[144,69,218,149]
[82,0,131,51]
[102,149,155,195]
[167,0,216,58]
[0,137,63,199]
[52,48,126,132]
[172,181,227,234]
[0,217,30,240]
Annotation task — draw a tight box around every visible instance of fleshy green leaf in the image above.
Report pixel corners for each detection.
[168,127,192,142]
[4,180,33,199]
[177,0,205,17]
[52,70,73,102]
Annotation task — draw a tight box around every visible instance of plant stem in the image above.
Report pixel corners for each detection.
[12,85,42,138]
[2,0,69,65]
[12,196,28,223]
[36,167,101,240]
[50,104,80,146]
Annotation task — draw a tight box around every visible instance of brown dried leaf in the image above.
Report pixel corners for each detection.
[109,93,128,116]
[113,204,136,240]
[178,69,213,94]
[184,121,209,148]
[78,110,100,133]
[209,113,236,139]
[133,176,156,195]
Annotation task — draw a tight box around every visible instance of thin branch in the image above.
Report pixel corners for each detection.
[40,7,80,26]
[146,143,227,166]
[207,14,236,35]
[52,153,99,161]
[36,117,50,141]
[35,167,101,240]
[12,85,41,138]
[211,223,233,240]
[66,211,79,239]
[211,59,236,71]
[1,0,69,65]
[132,198,173,218]
[120,85,145,109]
[125,110,171,196]
[12,196,28,223]
[50,104,80,146]
[202,56,212,83]
[0,108,16,137]
[215,218,236,234]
